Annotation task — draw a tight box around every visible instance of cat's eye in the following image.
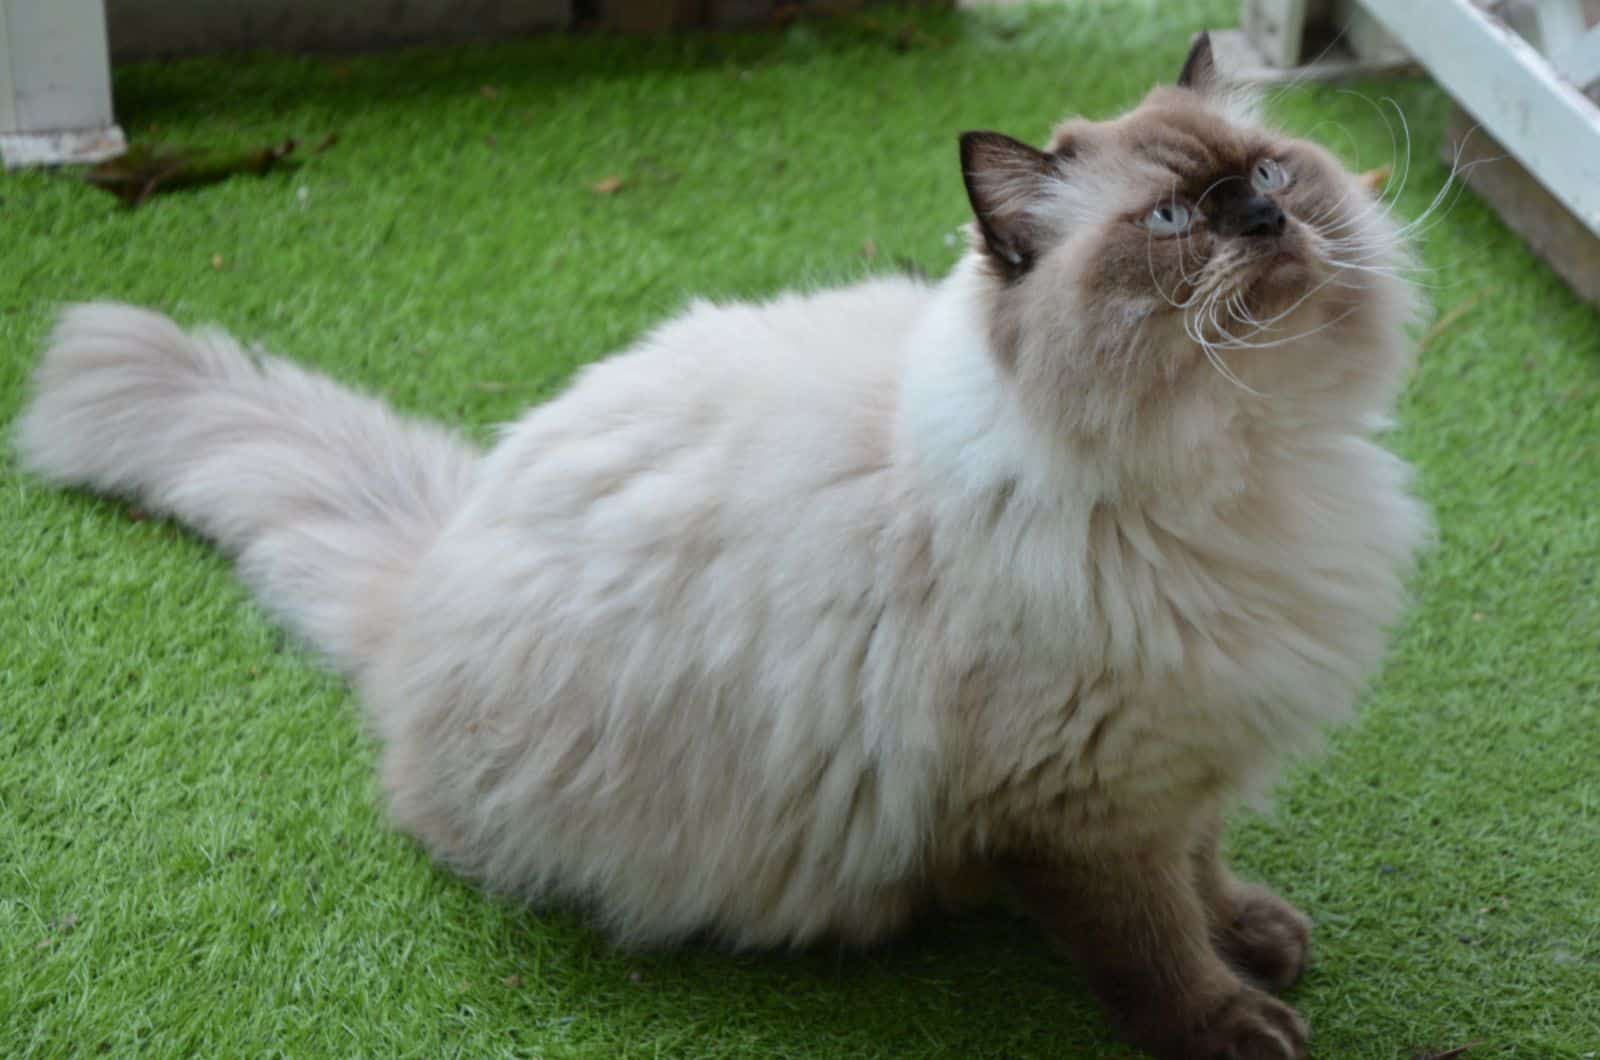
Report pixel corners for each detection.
[1141,201,1193,235]
[1252,158,1290,191]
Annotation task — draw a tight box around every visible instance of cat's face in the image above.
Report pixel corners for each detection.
[960,35,1415,444]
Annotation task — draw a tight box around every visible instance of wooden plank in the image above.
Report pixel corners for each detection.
[1443,104,1600,306]
[1552,25,1600,85]
[1210,27,1416,82]
[1535,0,1587,51]
[1242,0,1312,68]
[1355,0,1600,235]
[1341,0,1408,63]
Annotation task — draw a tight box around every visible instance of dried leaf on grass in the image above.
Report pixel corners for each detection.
[591,175,625,195]
[85,139,305,207]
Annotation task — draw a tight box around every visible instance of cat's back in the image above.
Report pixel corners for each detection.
[464,273,933,564]
[366,274,947,947]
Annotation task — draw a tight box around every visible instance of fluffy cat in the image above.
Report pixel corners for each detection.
[14,35,1427,1060]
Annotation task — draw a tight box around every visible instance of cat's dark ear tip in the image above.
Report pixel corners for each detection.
[959,131,1023,180]
[1178,31,1217,90]
[959,131,1004,163]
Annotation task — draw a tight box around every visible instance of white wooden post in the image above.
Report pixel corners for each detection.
[1355,0,1600,235]
[0,0,125,168]
[1241,0,1310,69]
[1212,0,1413,83]
[1533,0,1588,53]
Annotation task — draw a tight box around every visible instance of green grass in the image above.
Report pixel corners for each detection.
[4,2,1598,1056]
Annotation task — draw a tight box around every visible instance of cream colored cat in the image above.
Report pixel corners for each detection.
[15,36,1426,1060]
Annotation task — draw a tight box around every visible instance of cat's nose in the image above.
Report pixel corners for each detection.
[1240,195,1287,238]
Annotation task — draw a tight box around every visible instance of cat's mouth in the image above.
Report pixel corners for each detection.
[1229,245,1318,315]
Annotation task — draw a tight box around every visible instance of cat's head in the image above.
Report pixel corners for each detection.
[958,33,1419,450]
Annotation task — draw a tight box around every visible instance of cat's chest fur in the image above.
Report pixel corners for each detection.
[901,287,1427,850]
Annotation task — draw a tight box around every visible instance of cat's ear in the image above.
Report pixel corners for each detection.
[959,131,1066,280]
[1177,32,1218,92]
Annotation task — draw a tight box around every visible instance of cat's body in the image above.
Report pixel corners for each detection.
[15,37,1426,1059]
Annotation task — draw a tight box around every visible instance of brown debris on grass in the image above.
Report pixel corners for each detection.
[85,139,304,207]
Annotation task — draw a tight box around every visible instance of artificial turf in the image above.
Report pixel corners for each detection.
[3,1,1598,1056]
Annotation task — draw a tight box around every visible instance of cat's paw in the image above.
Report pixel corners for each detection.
[1169,987,1310,1060]
[1217,883,1311,992]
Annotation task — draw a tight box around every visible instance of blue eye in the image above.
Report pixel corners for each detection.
[1142,201,1193,235]
[1253,158,1290,191]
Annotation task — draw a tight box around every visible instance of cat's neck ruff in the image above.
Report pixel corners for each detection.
[901,257,1072,503]
[899,254,1238,512]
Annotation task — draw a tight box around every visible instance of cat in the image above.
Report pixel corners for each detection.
[14,34,1427,1060]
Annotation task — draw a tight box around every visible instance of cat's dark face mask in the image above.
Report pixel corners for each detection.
[955,32,1417,438]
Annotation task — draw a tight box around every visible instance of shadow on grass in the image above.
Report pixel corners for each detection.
[108,13,980,136]
[462,874,1134,1057]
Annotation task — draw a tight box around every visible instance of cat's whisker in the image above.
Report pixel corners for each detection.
[1212,304,1361,352]
[1333,90,1399,202]
[1386,150,1503,244]
[1329,123,1503,272]
[1164,176,1249,302]
[1225,292,1273,339]
[1192,174,1246,214]
[1299,119,1361,167]
[1146,226,1190,310]
[1229,269,1336,331]
[1265,23,1355,106]
[1146,207,1212,312]
[1181,287,1270,397]
[1310,193,1391,235]
[1203,265,1365,349]
[1169,180,1213,292]
[1325,92,1411,221]
[1384,96,1417,213]
[1199,334,1268,397]
[1177,227,1206,290]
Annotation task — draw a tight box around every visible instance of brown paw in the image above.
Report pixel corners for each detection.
[1177,987,1310,1060]
[1217,884,1312,992]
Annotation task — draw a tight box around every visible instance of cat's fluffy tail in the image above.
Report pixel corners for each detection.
[14,303,479,673]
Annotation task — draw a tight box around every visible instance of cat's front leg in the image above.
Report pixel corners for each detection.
[1007,841,1309,1060]
[1190,817,1313,993]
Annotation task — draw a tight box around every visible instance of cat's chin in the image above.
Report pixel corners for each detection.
[1234,252,1320,319]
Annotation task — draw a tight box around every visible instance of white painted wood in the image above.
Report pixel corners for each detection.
[0,0,124,167]
[1354,0,1600,233]
[1242,0,1311,68]
[1210,26,1415,82]
[1213,0,1416,82]
[1340,1,1408,63]
[1534,0,1587,52]
[1553,25,1600,86]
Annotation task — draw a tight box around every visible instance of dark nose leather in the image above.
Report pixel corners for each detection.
[1239,195,1286,237]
